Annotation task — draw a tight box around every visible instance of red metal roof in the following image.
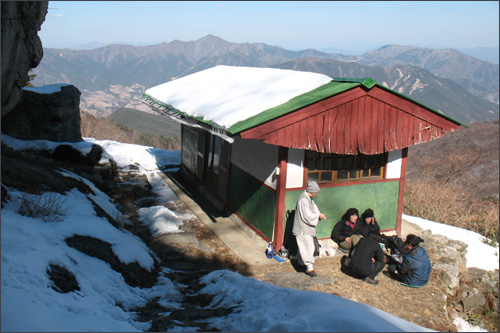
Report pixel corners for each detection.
[240,85,462,155]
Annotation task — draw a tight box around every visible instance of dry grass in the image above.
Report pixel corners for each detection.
[404,179,499,243]
[80,111,180,150]
[18,193,69,222]
[405,119,499,244]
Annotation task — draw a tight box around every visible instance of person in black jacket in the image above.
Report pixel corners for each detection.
[358,208,382,240]
[331,208,363,251]
[347,235,387,285]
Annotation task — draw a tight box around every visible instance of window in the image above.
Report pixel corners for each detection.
[206,134,222,175]
[306,151,386,184]
[181,126,197,173]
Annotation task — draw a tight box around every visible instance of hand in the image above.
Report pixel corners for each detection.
[319,213,327,220]
[371,258,375,263]
[346,237,352,243]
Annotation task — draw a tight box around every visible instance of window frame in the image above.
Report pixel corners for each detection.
[305,151,387,184]
[206,134,222,175]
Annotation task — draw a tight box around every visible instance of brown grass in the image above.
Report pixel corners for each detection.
[404,178,499,243]
[80,111,180,150]
[404,119,499,244]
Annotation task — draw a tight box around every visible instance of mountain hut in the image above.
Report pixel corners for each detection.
[142,65,465,251]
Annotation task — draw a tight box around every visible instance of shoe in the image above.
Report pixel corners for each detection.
[305,270,318,277]
[363,277,379,285]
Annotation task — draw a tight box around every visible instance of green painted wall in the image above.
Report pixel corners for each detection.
[283,181,400,240]
[227,164,400,242]
[227,166,276,240]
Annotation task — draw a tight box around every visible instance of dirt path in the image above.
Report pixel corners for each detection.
[245,255,453,331]
[112,168,456,332]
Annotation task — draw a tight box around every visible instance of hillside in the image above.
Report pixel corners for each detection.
[2,136,498,332]
[273,58,498,123]
[407,118,499,198]
[31,35,499,123]
[80,111,181,151]
[404,119,499,242]
[107,108,181,138]
[356,45,499,104]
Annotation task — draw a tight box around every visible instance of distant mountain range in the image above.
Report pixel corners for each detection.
[31,35,499,124]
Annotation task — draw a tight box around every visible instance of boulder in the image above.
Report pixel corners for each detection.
[431,234,450,247]
[2,84,83,142]
[447,239,468,255]
[434,263,460,290]
[434,245,468,272]
[436,245,459,258]
[462,288,487,314]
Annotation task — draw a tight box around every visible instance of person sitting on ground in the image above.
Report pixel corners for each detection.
[292,181,327,277]
[358,208,382,240]
[388,234,431,287]
[346,235,386,285]
[331,208,363,252]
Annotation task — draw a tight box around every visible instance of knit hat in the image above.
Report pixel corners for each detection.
[306,181,320,193]
[363,209,374,218]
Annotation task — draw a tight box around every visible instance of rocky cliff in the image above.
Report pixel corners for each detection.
[1,1,48,116]
[2,84,82,142]
[1,1,82,143]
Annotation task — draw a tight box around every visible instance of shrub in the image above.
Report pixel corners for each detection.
[18,193,69,222]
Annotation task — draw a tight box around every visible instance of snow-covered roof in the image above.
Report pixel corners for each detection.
[143,65,465,145]
[143,65,333,130]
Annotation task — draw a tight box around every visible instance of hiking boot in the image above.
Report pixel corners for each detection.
[363,277,379,285]
[305,270,318,277]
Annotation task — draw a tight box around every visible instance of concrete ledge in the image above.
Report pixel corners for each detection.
[157,171,274,266]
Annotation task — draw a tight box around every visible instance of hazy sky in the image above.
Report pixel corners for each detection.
[40,1,499,53]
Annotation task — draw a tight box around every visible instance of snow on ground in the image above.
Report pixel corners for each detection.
[23,83,70,94]
[1,134,497,332]
[403,215,499,271]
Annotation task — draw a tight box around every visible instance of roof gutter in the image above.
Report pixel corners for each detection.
[142,95,235,143]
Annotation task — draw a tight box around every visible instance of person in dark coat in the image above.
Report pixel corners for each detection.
[331,208,363,251]
[388,234,431,287]
[347,235,386,285]
[358,208,381,240]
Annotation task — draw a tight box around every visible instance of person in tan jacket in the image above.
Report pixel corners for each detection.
[292,181,327,277]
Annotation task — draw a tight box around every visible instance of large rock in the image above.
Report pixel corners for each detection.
[1,84,83,142]
[1,1,48,115]
[462,288,487,314]
[433,263,460,290]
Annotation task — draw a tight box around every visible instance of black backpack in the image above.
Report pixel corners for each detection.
[386,235,407,255]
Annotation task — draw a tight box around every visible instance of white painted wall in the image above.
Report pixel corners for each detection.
[386,150,402,179]
[231,139,402,190]
[231,137,278,189]
[286,148,305,189]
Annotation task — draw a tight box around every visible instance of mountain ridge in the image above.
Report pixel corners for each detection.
[31,34,499,123]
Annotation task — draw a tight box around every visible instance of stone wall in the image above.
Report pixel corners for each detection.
[402,220,499,329]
